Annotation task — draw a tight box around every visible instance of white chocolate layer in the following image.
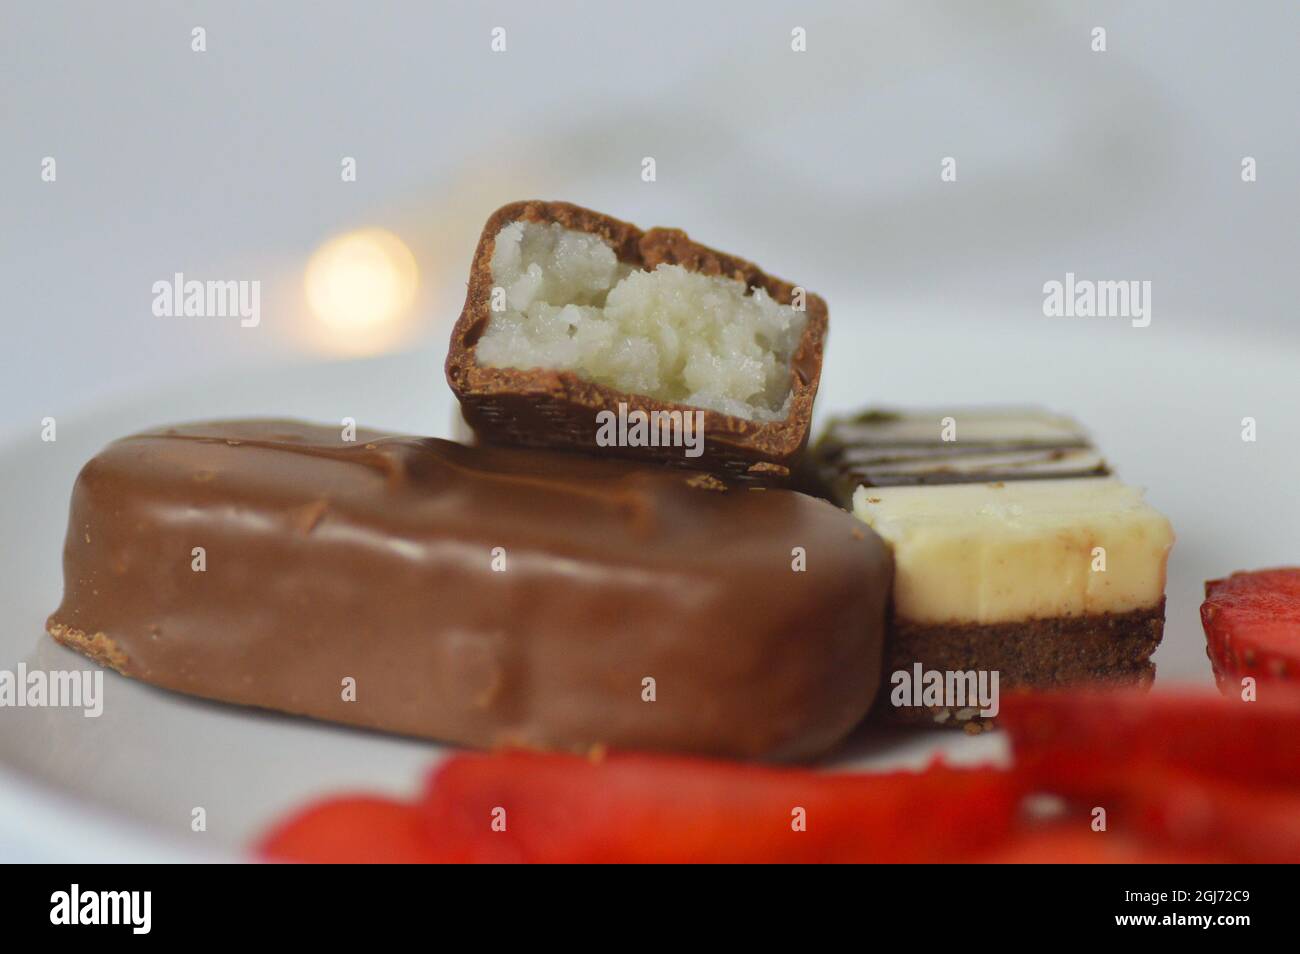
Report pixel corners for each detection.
[841,447,1107,480]
[832,409,1087,445]
[852,478,1174,625]
[476,221,807,421]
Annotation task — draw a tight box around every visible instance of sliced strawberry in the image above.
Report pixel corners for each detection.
[257,795,446,864]
[1202,567,1300,690]
[972,826,1221,864]
[1113,765,1300,864]
[420,751,1025,864]
[1000,687,1300,791]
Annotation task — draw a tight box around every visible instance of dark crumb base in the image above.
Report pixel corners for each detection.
[872,601,1166,731]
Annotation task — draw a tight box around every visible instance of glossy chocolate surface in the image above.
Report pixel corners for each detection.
[48,420,892,760]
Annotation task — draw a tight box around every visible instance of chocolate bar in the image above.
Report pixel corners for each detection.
[47,420,892,760]
[445,201,828,482]
[808,408,1174,730]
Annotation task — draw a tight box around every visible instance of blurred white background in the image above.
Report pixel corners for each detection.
[4,0,1298,444]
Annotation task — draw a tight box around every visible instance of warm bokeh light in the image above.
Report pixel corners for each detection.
[303,228,419,342]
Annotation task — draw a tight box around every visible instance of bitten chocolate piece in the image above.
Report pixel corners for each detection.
[445,200,828,482]
[47,420,891,761]
[807,408,1173,731]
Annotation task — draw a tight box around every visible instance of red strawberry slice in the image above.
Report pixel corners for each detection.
[1115,765,1300,864]
[1202,567,1300,691]
[420,751,1026,864]
[258,795,446,864]
[1000,686,1300,789]
[255,754,1025,864]
[972,826,1221,864]
[975,767,1300,864]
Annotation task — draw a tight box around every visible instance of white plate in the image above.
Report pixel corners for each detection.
[2,312,1295,861]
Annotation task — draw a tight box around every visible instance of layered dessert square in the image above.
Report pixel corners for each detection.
[809,408,1175,729]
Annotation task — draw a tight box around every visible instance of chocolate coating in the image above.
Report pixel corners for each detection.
[47,420,891,761]
[445,200,828,483]
[806,408,1110,502]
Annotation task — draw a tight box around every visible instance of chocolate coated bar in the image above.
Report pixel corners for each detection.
[446,201,828,482]
[47,420,891,760]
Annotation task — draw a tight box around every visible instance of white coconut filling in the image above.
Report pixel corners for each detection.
[475,220,808,421]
